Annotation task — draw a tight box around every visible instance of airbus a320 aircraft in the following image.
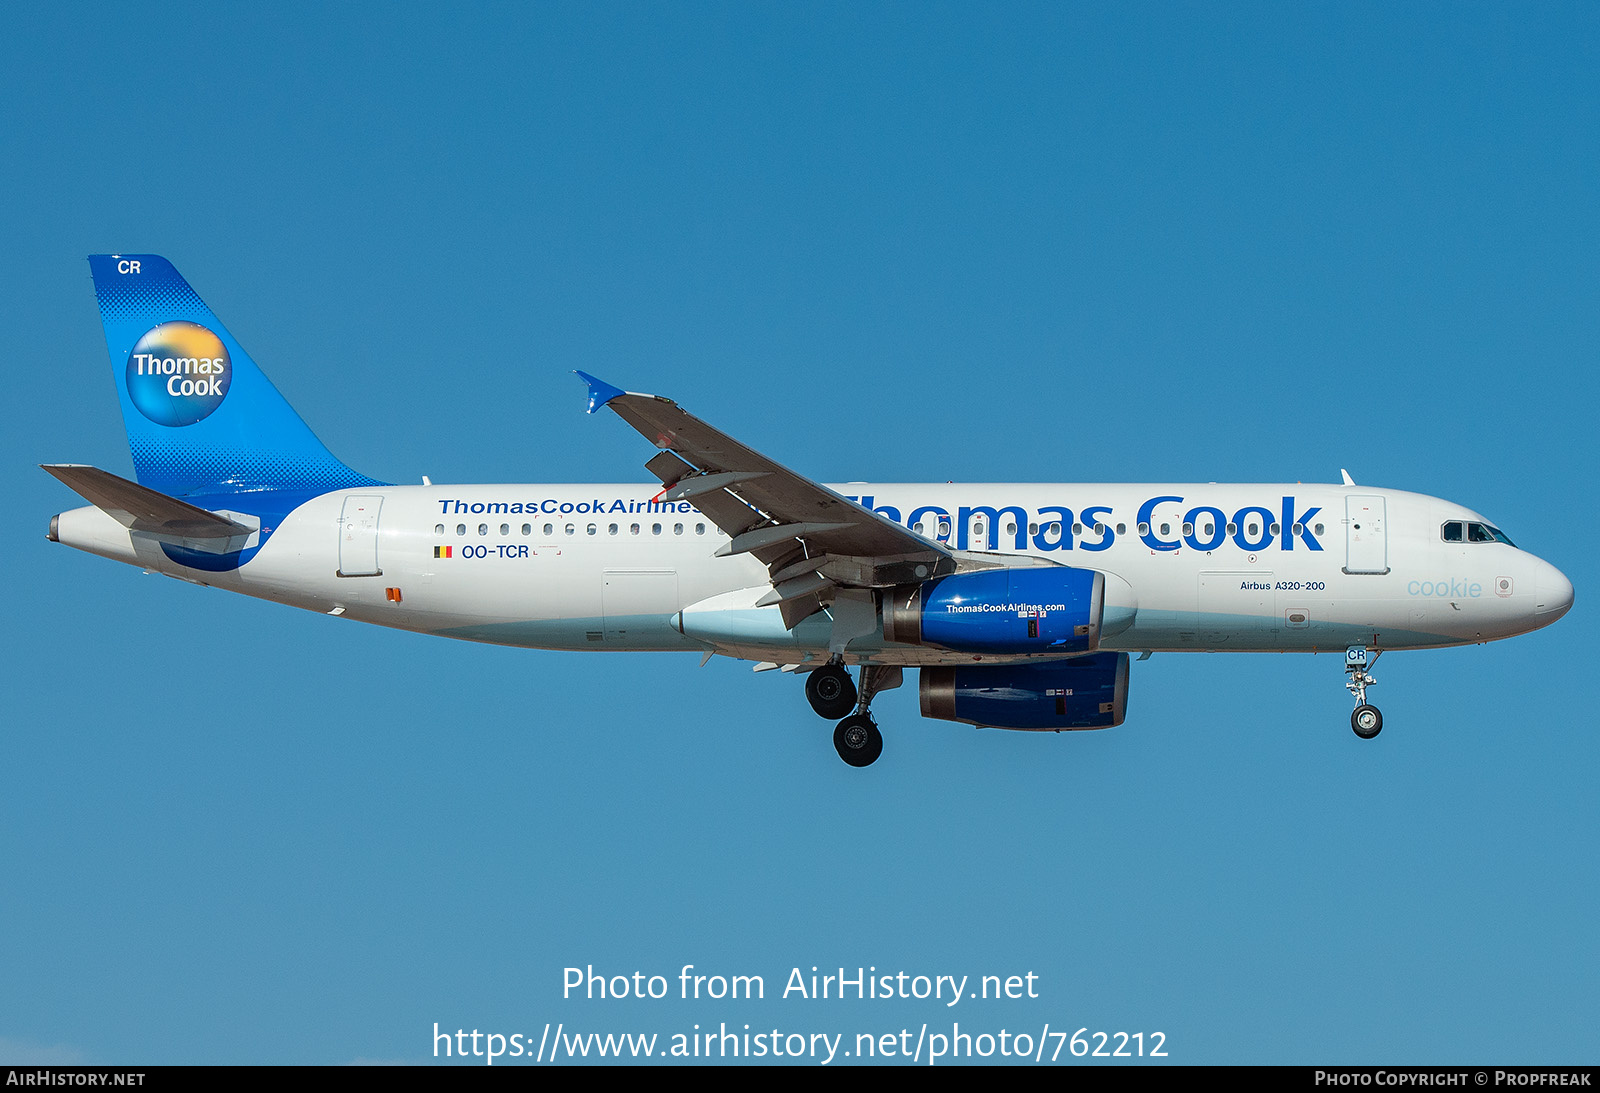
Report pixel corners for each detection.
[45,255,1574,766]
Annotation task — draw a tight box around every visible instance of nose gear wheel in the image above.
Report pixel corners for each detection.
[1344,646,1383,740]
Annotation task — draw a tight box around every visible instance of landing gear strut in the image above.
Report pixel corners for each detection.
[828,664,901,768]
[1345,645,1382,739]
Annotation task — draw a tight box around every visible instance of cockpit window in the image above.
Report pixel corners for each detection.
[1444,520,1516,546]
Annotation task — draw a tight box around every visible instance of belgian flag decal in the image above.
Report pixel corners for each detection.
[434,545,452,558]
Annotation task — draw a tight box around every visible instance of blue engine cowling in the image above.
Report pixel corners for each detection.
[920,653,1130,731]
[881,566,1105,654]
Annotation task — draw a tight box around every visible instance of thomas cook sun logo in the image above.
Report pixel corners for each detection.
[125,321,232,426]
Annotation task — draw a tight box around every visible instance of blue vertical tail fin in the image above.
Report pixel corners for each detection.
[88,254,381,497]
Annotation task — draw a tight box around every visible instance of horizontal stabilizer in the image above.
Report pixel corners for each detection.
[41,464,257,553]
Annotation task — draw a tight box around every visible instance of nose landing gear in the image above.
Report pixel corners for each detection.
[1345,645,1382,739]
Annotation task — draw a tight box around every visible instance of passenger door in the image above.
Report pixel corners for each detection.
[1343,495,1389,575]
[337,495,384,577]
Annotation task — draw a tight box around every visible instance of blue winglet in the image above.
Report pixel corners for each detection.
[574,370,626,414]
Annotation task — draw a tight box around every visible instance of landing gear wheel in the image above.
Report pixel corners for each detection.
[1351,704,1383,739]
[833,714,883,767]
[806,665,857,719]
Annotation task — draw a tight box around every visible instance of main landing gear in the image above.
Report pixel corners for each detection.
[833,715,882,768]
[804,662,857,719]
[806,660,899,767]
[1345,645,1383,739]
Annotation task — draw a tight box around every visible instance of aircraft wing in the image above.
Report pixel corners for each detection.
[577,372,956,626]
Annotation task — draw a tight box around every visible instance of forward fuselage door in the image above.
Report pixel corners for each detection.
[338,495,384,577]
[1343,495,1389,575]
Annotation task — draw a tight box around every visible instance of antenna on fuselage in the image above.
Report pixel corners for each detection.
[1340,468,1356,486]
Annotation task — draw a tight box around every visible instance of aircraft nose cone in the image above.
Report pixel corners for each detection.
[1535,560,1574,623]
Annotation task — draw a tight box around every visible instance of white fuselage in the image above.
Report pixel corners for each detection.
[53,482,1572,665]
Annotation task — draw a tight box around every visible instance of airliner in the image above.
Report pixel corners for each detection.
[45,255,1574,766]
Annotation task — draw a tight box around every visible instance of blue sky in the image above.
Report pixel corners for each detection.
[3,2,1597,1065]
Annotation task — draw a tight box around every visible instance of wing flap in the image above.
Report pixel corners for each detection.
[578,373,955,595]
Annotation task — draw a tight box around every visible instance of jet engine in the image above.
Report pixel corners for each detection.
[920,653,1130,730]
[881,566,1105,654]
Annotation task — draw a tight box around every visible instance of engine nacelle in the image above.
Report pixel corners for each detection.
[920,653,1130,731]
[882,567,1104,654]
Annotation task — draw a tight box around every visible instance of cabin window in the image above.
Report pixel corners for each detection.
[1203,523,1215,536]
[695,523,706,535]
[1227,522,1238,535]
[1028,522,1038,535]
[1159,522,1171,536]
[1138,522,1150,535]
[1270,523,1280,535]
[565,523,575,535]
[608,523,618,535]
[478,523,488,536]
[500,523,510,535]
[435,524,445,535]
[457,524,467,536]
[1182,522,1193,536]
[652,523,662,535]
[674,523,684,535]
[1314,523,1325,535]
[543,523,553,536]
[586,523,597,535]
[1093,522,1105,534]
[630,523,640,535]
[1116,523,1126,535]
[521,523,531,535]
